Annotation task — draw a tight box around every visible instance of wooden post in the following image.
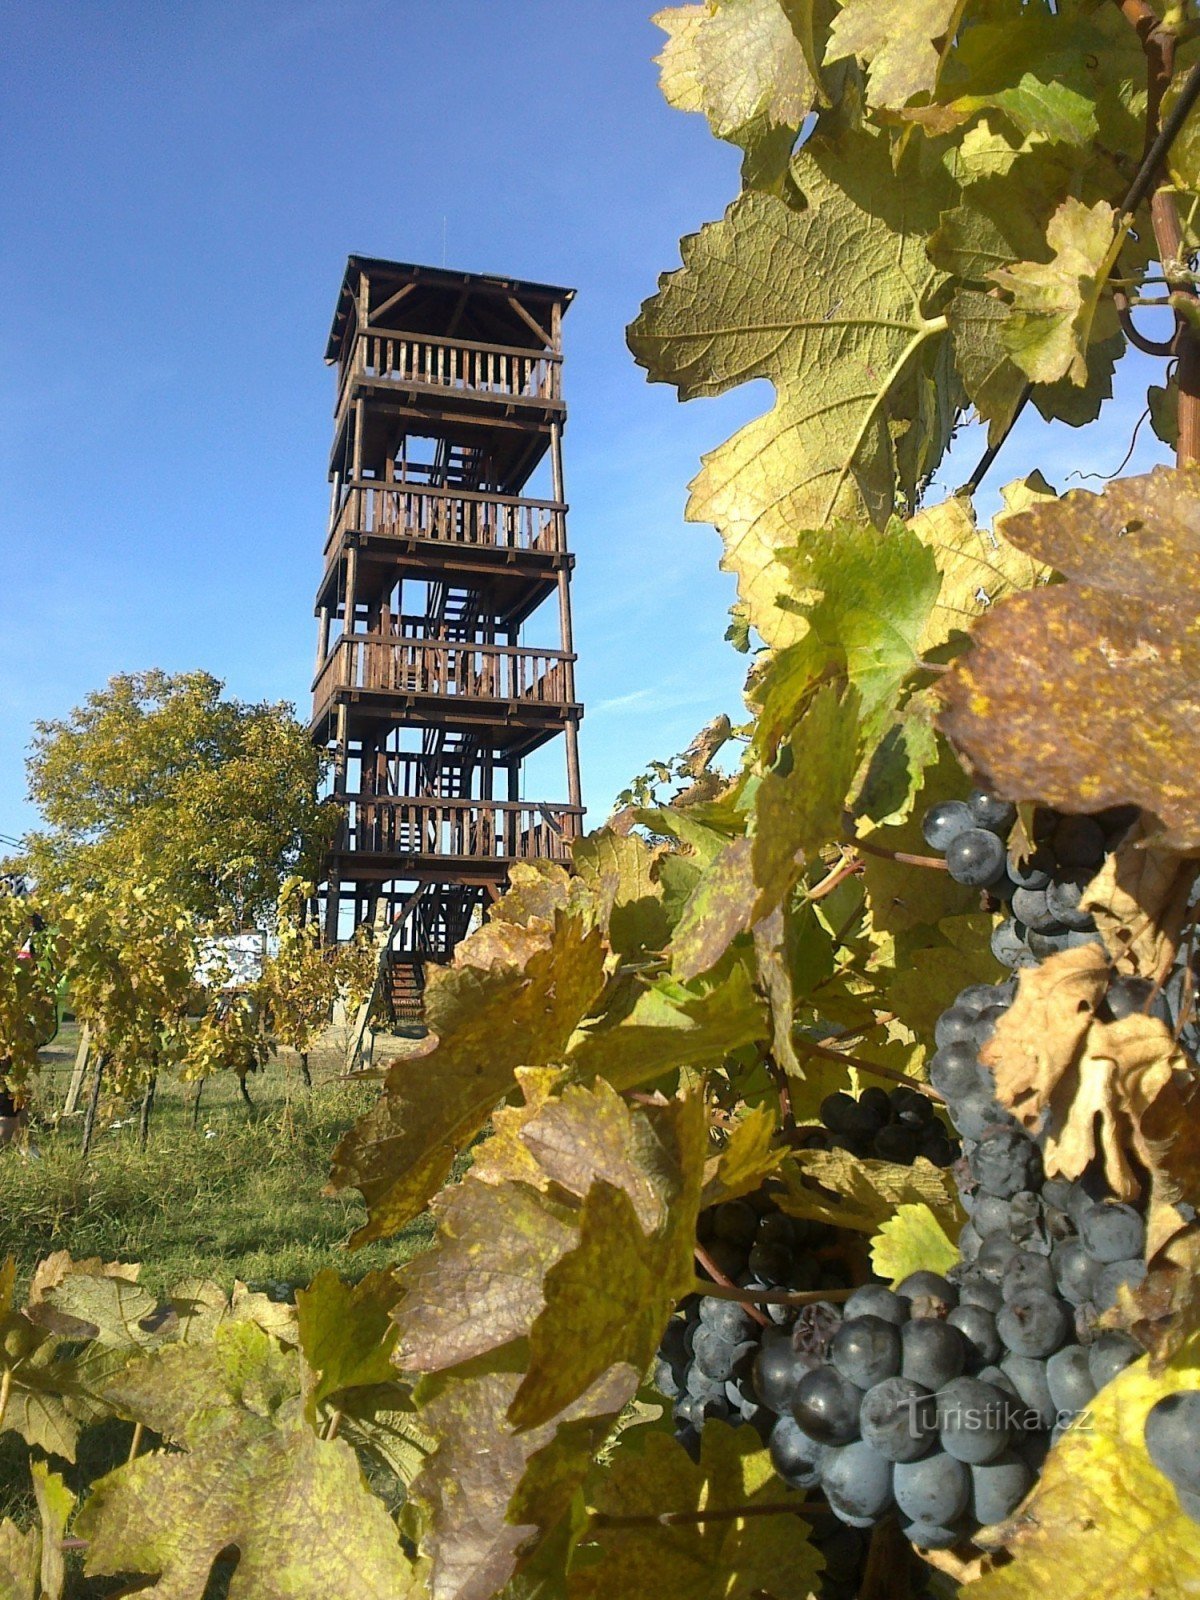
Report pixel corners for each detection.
[315,606,330,672]
[138,1073,157,1150]
[62,1024,91,1115]
[81,1052,105,1156]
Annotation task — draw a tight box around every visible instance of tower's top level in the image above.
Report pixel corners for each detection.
[325,255,576,366]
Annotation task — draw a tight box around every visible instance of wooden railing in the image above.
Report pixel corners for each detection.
[313,633,574,713]
[327,481,564,559]
[345,328,560,407]
[335,796,584,863]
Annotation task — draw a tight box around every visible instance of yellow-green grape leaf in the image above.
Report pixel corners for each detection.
[884,913,1002,1037]
[32,1459,74,1600]
[627,129,953,646]
[669,836,756,981]
[941,467,1200,851]
[572,831,674,957]
[99,1319,299,1447]
[412,1354,634,1600]
[26,1255,160,1347]
[753,519,942,758]
[295,1268,400,1420]
[394,1180,576,1374]
[566,959,767,1092]
[972,1351,1200,1599]
[751,684,862,923]
[573,1420,823,1600]
[990,198,1124,386]
[871,1203,959,1287]
[908,493,1052,654]
[0,1518,38,1600]
[654,0,822,147]
[825,0,965,111]
[701,1104,785,1207]
[509,1094,706,1430]
[77,1422,417,1600]
[782,1149,964,1234]
[328,908,606,1241]
[0,1322,86,1463]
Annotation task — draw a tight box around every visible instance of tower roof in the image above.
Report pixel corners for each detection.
[325,256,575,363]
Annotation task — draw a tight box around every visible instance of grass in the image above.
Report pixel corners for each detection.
[3,1023,432,1298]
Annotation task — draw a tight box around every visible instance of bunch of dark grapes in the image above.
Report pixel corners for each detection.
[795,1084,959,1170]
[657,1195,856,1460]
[920,789,1140,970]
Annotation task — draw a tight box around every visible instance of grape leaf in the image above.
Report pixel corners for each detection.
[394,1180,576,1374]
[412,1356,634,1600]
[858,746,980,935]
[573,1420,822,1600]
[669,837,756,982]
[701,1104,785,1206]
[983,944,1197,1253]
[566,960,767,1091]
[509,1093,706,1429]
[628,129,953,646]
[572,831,674,958]
[907,493,1052,653]
[100,1319,299,1446]
[971,1348,1200,1599]
[990,198,1123,385]
[0,1518,38,1600]
[871,1202,959,1287]
[940,467,1200,850]
[781,1148,963,1234]
[294,1268,400,1419]
[751,520,941,756]
[329,908,606,1241]
[32,1460,73,1600]
[750,684,862,921]
[25,1255,160,1347]
[77,1421,416,1600]
[825,0,965,111]
[883,913,1001,1036]
[1081,817,1199,981]
[654,0,822,147]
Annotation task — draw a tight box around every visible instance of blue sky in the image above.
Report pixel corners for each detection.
[0,1,1173,842]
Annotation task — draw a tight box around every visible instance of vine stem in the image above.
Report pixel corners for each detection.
[590,1500,827,1528]
[804,855,864,902]
[792,1034,945,1102]
[693,1244,770,1328]
[128,1421,144,1463]
[688,1278,855,1307]
[323,1408,344,1441]
[843,821,948,872]
[0,1367,11,1434]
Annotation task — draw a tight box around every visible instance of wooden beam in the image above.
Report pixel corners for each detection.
[368,282,417,326]
[506,296,552,348]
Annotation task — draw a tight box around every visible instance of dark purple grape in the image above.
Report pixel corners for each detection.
[821,1439,895,1525]
[1093,1257,1147,1310]
[948,1304,1002,1367]
[1144,1392,1200,1505]
[843,1285,908,1327]
[946,828,1007,887]
[893,1451,971,1526]
[874,1124,919,1164]
[970,1451,1033,1524]
[935,1006,980,1049]
[830,1315,901,1390]
[792,1366,864,1445]
[1002,1253,1057,1303]
[859,1377,938,1462]
[1007,848,1053,891]
[996,1289,1071,1358]
[973,1130,1043,1199]
[1000,1353,1056,1429]
[1088,1331,1142,1390]
[769,1412,827,1488]
[1045,1345,1096,1419]
[929,1041,984,1101]
[1078,1201,1145,1264]
[937,1377,1012,1463]
[968,790,1017,835]
[1051,1238,1100,1307]
[901,1320,967,1390]
[923,801,975,852]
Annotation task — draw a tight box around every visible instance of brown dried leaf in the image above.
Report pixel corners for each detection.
[983,946,1191,1224]
[940,466,1200,850]
[1081,817,1199,980]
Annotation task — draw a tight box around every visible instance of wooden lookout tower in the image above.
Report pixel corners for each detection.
[310,257,584,1014]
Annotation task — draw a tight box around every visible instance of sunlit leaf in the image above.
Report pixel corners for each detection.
[871,1202,959,1287]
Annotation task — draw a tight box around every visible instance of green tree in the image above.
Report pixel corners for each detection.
[15,671,335,927]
